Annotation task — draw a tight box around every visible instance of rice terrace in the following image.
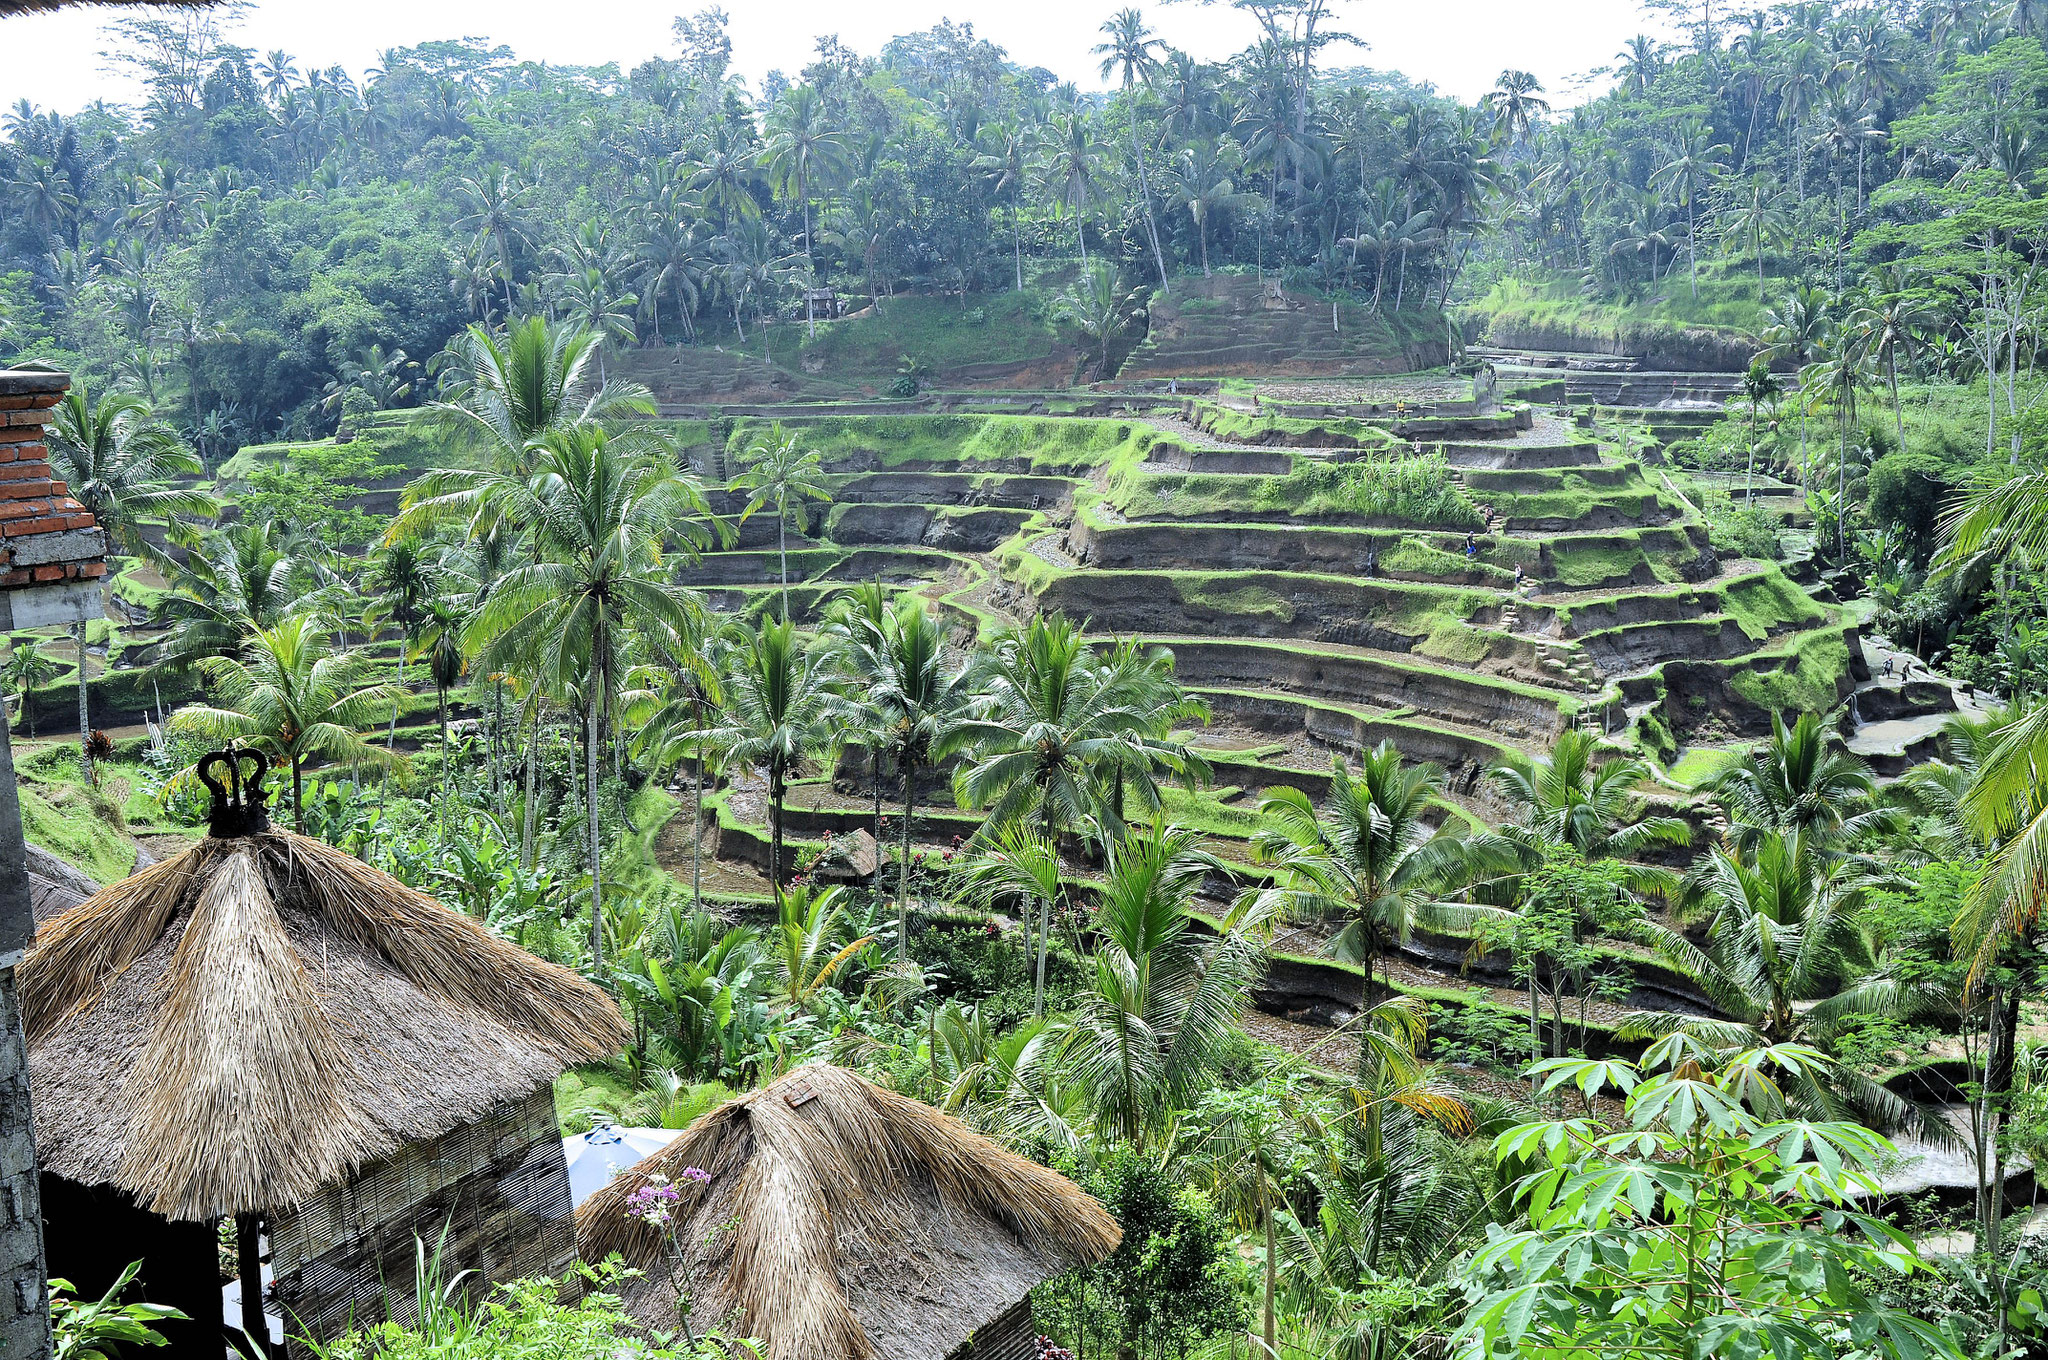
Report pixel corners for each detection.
[1,1,2047,1358]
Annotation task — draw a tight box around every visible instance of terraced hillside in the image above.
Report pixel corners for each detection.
[1123,275,1449,377]
[673,386,1856,822]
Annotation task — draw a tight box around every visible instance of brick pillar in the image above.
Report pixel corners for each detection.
[0,366,106,1360]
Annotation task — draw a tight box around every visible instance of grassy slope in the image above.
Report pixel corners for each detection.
[1464,263,1766,348]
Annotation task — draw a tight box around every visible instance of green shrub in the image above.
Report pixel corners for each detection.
[1254,453,1481,526]
[306,1263,740,1360]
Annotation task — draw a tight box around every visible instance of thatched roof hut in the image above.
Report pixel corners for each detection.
[578,1064,1121,1360]
[23,758,627,1352]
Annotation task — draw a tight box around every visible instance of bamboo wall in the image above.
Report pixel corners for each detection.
[268,1087,575,1350]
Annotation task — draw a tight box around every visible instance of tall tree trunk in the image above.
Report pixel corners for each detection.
[769,761,785,899]
[585,682,604,966]
[899,768,916,962]
[436,685,450,836]
[521,704,540,870]
[292,754,304,834]
[778,507,791,621]
[72,620,90,786]
[1260,1179,1278,1360]
[1132,119,1169,295]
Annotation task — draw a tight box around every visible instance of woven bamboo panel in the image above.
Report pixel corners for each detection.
[268,1089,576,1350]
[961,1298,1036,1360]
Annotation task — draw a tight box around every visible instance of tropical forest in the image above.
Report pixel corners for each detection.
[5,0,2048,1357]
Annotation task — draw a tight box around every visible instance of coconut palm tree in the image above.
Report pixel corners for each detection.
[769,885,873,1012]
[1722,175,1792,300]
[149,520,298,674]
[549,268,638,382]
[1484,70,1550,149]
[1060,820,1277,1149]
[1094,9,1171,292]
[953,614,1202,859]
[956,821,1063,1017]
[1033,112,1101,268]
[1852,277,1931,454]
[762,85,847,336]
[3,636,59,737]
[1250,742,1524,1075]
[706,615,838,899]
[825,586,972,960]
[1627,829,1923,1131]
[415,595,469,826]
[728,425,831,620]
[1649,119,1730,300]
[465,425,712,960]
[1488,728,1690,888]
[1709,710,1888,851]
[627,620,738,916]
[45,382,214,561]
[171,614,401,831]
[1166,141,1255,279]
[396,317,658,541]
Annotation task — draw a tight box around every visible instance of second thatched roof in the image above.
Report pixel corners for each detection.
[22,827,627,1223]
[578,1064,1122,1360]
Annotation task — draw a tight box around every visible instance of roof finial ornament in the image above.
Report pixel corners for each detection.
[197,748,270,838]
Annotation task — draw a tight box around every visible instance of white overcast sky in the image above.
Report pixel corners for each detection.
[3,0,1657,115]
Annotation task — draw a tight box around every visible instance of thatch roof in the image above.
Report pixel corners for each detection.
[578,1065,1121,1360]
[21,827,627,1223]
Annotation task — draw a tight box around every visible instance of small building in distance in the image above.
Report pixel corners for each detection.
[22,752,628,1354]
[578,1063,1122,1360]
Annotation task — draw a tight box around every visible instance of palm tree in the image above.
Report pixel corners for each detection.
[45,382,214,560]
[366,540,438,750]
[171,614,401,831]
[416,595,469,826]
[1722,176,1791,300]
[1250,743,1522,1074]
[466,426,712,960]
[953,614,1202,860]
[826,587,971,960]
[550,268,638,382]
[762,85,847,337]
[1806,324,1875,559]
[1628,829,1921,1130]
[454,165,531,318]
[1763,285,1833,483]
[1488,728,1690,880]
[149,520,297,674]
[1852,279,1931,454]
[1054,264,1146,382]
[4,636,59,737]
[1484,70,1550,149]
[1708,710,1887,852]
[971,122,1034,291]
[1094,9,1171,292]
[1649,120,1731,300]
[401,318,656,536]
[628,618,736,916]
[956,821,1063,1016]
[1167,141,1256,279]
[1034,112,1101,268]
[727,424,830,619]
[1741,357,1782,505]
[1061,820,1276,1149]
[707,615,838,898]
[769,885,873,1012]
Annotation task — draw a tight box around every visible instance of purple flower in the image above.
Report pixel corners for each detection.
[678,1165,712,1187]
[627,1176,683,1230]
